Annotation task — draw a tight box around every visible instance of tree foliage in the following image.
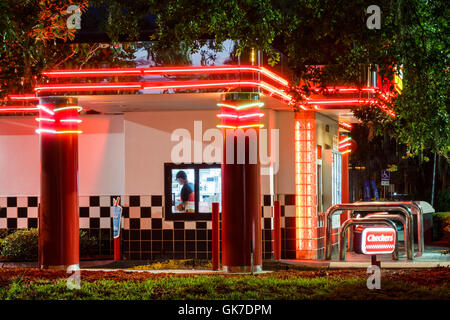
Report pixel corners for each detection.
[0,0,448,158]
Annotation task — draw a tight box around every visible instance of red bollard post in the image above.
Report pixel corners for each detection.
[114,236,121,261]
[273,201,281,260]
[212,202,220,270]
[113,197,122,261]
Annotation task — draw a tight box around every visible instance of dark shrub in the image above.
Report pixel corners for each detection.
[80,230,98,257]
[0,229,8,238]
[0,228,39,261]
[436,189,450,212]
[0,229,99,261]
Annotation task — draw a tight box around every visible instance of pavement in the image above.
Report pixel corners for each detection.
[1,244,448,271]
[281,244,450,269]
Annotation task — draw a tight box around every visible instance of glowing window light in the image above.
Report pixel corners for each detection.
[53,106,83,113]
[294,112,317,258]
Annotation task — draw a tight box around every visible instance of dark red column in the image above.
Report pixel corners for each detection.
[340,152,350,225]
[38,96,80,270]
[212,202,220,270]
[273,200,281,260]
[219,93,262,273]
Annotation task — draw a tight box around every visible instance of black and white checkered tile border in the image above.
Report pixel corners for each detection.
[0,194,300,259]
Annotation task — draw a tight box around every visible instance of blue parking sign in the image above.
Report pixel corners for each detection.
[381,170,390,181]
[113,205,122,239]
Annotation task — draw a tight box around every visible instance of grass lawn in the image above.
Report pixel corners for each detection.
[0,267,449,300]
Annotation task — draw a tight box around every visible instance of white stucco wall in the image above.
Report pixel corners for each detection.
[124,110,219,195]
[315,112,339,212]
[274,111,295,195]
[0,115,124,196]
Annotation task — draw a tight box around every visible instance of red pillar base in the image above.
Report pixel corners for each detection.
[220,93,262,273]
[38,96,80,270]
[114,237,121,261]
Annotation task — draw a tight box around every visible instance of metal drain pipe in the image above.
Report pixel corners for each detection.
[339,218,398,261]
[325,203,414,260]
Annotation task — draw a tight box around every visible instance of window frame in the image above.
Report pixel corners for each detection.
[164,163,221,221]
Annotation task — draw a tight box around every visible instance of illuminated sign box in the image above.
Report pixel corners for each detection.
[354,226,396,255]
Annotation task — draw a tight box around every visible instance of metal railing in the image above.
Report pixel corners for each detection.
[339,218,399,261]
[352,201,424,256]
[348,212,406,254]
[324,202,414,260]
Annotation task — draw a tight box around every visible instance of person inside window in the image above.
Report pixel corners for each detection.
[175,170,195,212]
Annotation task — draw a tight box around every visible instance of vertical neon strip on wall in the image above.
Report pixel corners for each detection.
[294,111,317,258]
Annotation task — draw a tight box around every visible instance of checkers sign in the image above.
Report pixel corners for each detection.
[361,227,396,255]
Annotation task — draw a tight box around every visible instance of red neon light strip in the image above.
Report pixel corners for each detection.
[53,106,83,113]
[0,107,39,113]
[42,69,142,77]
[338,142,352,149]
[217,114,238,119]
[339,122,352,129]
[309,87,377,93]
[35,83,142,92]
[216,124,264,129]
[8,94,38,101]
[238,124,264,129]
[38,66,396,116]
[217,102,264,110]
[35,118,55,122]
[37,104,55,115]
[42,65,289,87]
[143,80,285,97]
[34,80,291,101]
[238,113,264,119]
[306,99,373,105]
[35,129,82,135]
[60,119,82,123]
